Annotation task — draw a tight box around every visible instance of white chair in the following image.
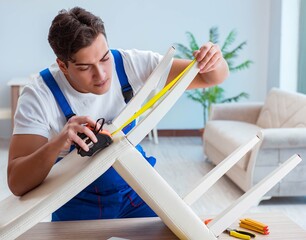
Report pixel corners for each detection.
[147,126,159,144]
[0,50,301,240]
[141,89,159,144]
[0,108,11,120]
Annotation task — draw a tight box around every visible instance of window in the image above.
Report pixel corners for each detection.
[298,0,306,93]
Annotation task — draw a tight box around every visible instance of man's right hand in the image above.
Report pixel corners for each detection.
[58,116,98,152]
[7,115,98,196]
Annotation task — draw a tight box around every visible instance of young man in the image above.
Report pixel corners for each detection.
[8,7,229,221]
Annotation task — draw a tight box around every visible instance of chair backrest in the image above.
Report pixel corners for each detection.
[256,88,306,128]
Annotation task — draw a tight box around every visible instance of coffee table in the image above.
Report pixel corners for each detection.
[17,212,306,239]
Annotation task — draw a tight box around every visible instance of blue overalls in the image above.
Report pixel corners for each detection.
[40,50,157,221]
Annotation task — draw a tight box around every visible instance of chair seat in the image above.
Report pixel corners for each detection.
[204,120,261,170]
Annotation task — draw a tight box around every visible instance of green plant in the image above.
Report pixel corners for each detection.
[174,27,252,126]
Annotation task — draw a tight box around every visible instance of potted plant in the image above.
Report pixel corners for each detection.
[174,27,252,126]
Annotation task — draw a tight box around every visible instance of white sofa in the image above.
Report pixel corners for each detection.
[203,88,306,197]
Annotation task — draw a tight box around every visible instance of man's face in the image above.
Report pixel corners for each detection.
[58,34,113,95]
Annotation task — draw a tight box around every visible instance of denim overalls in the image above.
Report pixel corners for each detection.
[40,50,157,221]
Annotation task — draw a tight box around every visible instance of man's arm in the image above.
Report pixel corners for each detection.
[8,134,62,196]
[7,116,98,196]
[167,42,229,89]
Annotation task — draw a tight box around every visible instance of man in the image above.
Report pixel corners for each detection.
[8,7,229,221]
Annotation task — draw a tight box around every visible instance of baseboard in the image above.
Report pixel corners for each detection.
[157,129,203,137]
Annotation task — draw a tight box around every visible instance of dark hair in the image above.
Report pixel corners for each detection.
[48,7,107,65]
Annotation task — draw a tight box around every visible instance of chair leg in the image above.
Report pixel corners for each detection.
[148,131,153,141]
[153,127,158,144]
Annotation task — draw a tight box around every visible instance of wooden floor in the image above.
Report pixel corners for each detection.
[1,136,306,230]
[142,137,306,230]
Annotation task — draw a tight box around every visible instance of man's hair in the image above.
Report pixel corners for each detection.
[48,7,107,65]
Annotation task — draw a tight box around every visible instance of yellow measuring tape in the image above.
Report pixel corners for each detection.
[111,59,197,136]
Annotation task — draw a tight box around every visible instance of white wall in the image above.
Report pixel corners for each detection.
[0,0,276,137]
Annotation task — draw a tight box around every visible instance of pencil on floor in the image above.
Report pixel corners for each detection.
[239,218,269,235]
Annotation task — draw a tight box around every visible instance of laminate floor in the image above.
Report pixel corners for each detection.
[1,137,305,230]
[142,137,306,230]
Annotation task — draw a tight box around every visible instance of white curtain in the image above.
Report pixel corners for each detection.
[298,0,306,93]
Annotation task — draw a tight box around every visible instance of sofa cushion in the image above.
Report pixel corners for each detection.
[256,88,306,128]
[204,120,261,170]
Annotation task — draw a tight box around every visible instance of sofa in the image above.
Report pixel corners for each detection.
[203,88,306,197]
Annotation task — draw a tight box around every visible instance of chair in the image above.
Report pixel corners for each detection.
[203,88,306,197]
[140,89,159,144]
[0,51,300,239]
[0,108,11,120]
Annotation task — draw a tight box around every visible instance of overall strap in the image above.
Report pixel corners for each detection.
[40,68,75,121]
[111,49,134,103]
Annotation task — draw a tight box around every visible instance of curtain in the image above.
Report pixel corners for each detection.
[298,0,306,93]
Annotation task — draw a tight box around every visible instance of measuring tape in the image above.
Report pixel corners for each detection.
[111,59,197,136]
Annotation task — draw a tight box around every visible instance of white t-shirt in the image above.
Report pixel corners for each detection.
[14,49,168,155]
